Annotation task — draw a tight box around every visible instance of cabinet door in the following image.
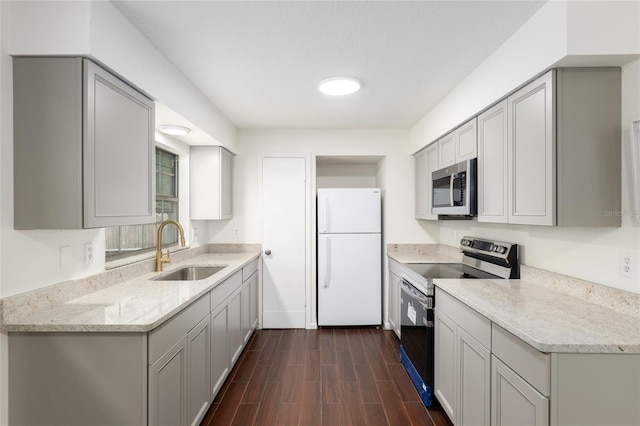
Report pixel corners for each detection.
[228,292,243,365]
[415,144,438,220]
[507,70,556,226]
[492,355,549,426]
[458,328,490,426]
[415,149,430,219]
[187,316,211,426]
[478,100,508,223]
[388,272,401,338]
[250,272,259,330]
[220,148,233,219]
[210,304,229,399]
[455,118,477,161]
[438,133,456,168]
[83,59,155,228]
[241,281,252,343]
[434,310,457,423]
[149,336,188,426]
[190,146,233,220]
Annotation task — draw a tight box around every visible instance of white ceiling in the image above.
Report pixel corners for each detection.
[114,0,545,130]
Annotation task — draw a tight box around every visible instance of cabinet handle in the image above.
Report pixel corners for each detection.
[264,249,271,255]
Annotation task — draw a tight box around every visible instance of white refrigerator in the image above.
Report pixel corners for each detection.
[317,188,382,326]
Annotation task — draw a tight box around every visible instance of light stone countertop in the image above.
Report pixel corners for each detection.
[434,278,640,354]
[387,243,462,264]
[1,251,259,333]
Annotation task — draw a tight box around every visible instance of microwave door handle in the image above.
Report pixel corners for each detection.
[449,175,455,206]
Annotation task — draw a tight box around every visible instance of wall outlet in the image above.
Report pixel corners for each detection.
[620,252,637,278]
[85,243,94,264]
[233,228,239,237]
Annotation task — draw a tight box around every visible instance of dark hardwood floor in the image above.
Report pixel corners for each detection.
[200,328,453,426]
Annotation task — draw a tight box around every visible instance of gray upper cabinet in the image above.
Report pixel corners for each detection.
[437,118,477,169]
[478,100,508,223]
[13,57,155,229]
[507,71,556,226]
[478,68,621,227]
[190,146,233,220]
[415,143,438,220]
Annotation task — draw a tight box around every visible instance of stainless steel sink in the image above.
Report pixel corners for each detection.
[153,266,225,281]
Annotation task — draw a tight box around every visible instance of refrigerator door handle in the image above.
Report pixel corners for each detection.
[324,237,330,288]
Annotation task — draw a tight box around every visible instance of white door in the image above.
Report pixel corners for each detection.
[261,156,307,328]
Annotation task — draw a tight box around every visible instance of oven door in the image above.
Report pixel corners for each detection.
[400,280,435,388]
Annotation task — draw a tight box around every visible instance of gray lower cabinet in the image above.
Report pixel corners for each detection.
[9,333,148,426]
[388,259,403,338]
[209,259,260,400]
[242,271,259,343]
[434,289,492,426]
[8,259,260,426]
[491,355,548,426]
[149,335,188,426]
[458,328,491,426]
[148,314,212,426]
[13,56,155,229]
[228,292,243,365]
[435,290,640,426]
[249,272,259,331]
[148,295,211,426]
[211,302,230,399]
[187,316,212,426]
[434,309,457,423]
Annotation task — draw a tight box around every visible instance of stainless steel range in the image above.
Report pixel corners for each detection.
[399,236,519,407]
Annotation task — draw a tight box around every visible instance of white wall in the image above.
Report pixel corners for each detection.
[316,163,379,188]
[6,1,236,151]
[410,1,569,152]
[207,129,438,245]
[410,1,640,294]
[0,1,235,298]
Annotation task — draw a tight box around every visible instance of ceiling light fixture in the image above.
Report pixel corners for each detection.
[158,124,191,136]
[318,76,361,96]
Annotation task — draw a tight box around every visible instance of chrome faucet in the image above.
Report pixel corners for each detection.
[156,219,186,272]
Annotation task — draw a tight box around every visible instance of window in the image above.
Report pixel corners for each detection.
[105,148,180,259]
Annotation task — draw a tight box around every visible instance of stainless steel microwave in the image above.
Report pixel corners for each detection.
[431,158,477,216]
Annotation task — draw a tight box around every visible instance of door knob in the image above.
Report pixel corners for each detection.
[265,249,272,255]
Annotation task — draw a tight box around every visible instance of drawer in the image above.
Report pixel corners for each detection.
[242,259,258,282]
[492,323,550,396]
[210,270,242,309]
[388,258,403,276]
[148,294,210,364]
[435,288,491,349]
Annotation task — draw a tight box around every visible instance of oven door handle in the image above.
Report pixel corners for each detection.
[401,281,429,305]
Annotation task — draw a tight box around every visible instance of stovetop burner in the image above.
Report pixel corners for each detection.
[401,236,519,295]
